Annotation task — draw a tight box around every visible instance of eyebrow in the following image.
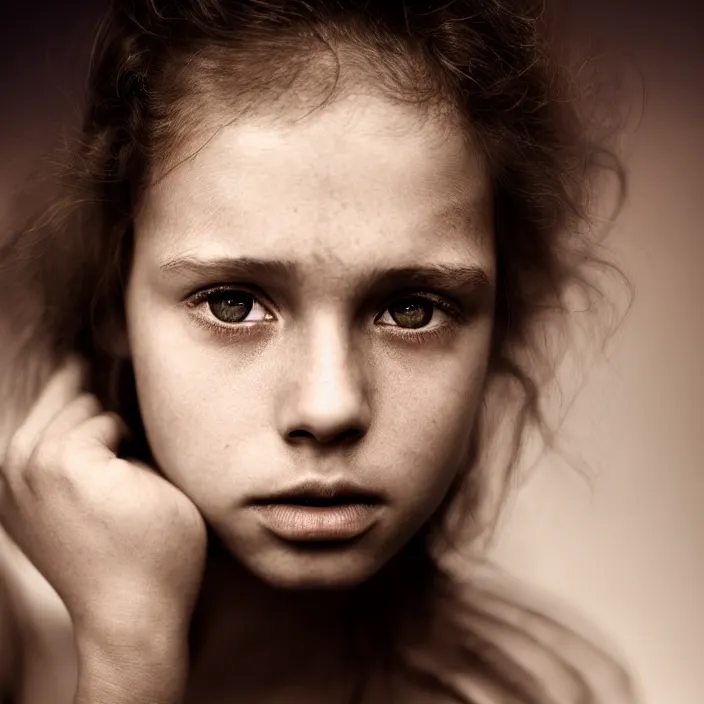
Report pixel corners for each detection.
[367,264,493,294]
[159,255,494,298]
[159,255,296,281]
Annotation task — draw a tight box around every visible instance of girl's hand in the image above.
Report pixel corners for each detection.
[0,356,208,642]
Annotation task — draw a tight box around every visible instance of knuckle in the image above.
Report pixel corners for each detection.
[89,410,112,426]
[54,438,79,468]
[21,468,42,500]
[102,411,126,432]
[5,431,33,473]
[75,392,102,416]
[23,442,75,499]
[61,393,101,425]
[67,415,103,443]
[32,440,62,473]
[89,411,124,437]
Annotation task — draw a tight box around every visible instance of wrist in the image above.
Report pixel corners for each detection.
[74,621,189,704]
[72,591,192,646]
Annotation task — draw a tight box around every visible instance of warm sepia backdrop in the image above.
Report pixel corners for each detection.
[1,2,701,704]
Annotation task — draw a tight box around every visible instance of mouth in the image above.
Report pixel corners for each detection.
[250,479,383,507]
[249,479,383,541]
[260,495,378,507]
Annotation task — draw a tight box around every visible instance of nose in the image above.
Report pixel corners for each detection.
[276,320,371,446]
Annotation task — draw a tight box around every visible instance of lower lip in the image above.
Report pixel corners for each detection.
[253,503,380,541]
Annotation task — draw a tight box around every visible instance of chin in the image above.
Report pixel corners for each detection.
[240,538,389,592]
[261,569,372,592]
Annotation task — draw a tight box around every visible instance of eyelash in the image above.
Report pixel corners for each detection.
[184,285,463,343]
[185,285,273,341]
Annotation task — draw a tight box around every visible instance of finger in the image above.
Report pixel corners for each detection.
[5,357,88,470]
[40,393,103,446]
[69,412,131,465]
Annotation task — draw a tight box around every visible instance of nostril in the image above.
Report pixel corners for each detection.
[287,429,315,441]
[286,426,364,445]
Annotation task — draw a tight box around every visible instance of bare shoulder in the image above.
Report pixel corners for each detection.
[436,563,642,704]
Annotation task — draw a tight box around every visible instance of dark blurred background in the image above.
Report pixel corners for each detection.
[0,0,702,171]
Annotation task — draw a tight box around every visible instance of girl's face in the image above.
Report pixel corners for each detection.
[125,95,495,590]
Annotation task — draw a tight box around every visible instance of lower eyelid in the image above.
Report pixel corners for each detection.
[380,319,458,347]
[189,311,273,340]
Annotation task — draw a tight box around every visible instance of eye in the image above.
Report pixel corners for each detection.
[187,287,274,326]
[376,295,456,330]
[208,290,255,323]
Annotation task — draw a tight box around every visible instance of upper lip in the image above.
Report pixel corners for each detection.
[250,478,383,506]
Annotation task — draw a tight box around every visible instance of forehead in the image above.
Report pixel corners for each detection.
[135,95,494,272]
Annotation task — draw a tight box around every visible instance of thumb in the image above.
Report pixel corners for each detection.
[72,412,131,464]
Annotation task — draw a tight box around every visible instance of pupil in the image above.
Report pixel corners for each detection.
[390,299,433,329]
[209,293,253,323]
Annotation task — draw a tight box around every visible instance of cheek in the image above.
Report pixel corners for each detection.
[371,334,490,501]
[124,292,270,496]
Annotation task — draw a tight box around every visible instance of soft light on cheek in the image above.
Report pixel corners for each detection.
[128,317,277,435]
[374,345,487,441]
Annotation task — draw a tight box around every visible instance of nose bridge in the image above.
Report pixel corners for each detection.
[278,313,371,443]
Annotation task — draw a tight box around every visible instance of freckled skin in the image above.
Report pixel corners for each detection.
[125,94,495,592]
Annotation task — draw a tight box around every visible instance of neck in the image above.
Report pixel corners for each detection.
[187,536,362,697]
[187,531,439,696]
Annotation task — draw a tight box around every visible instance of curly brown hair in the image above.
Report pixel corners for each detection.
[0,1,633,702]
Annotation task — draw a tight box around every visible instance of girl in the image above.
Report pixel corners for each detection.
[0,1,637,702]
